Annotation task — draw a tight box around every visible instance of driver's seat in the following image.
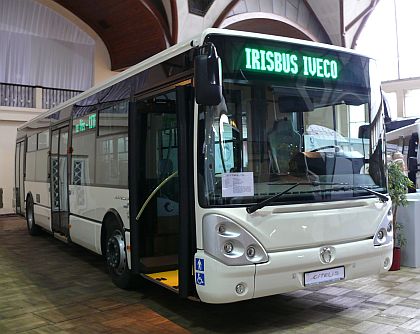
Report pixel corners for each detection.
[268,118,301,174]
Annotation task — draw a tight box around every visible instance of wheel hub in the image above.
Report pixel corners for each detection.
[106,231,126,275]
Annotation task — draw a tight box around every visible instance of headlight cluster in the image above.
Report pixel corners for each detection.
[203,214,268,266]
[373,207,393,246]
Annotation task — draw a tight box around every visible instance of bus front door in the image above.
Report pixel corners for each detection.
[50,126,69,236]
[131,84,193,293]
[137,91,180,280]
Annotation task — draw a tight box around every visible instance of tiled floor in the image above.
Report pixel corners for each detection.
[2,215,420,333]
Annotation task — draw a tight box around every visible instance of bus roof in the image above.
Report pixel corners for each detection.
[387,120,420,142]
[200,28,374,60]
[18,38,193,131]
[19,28,373,131]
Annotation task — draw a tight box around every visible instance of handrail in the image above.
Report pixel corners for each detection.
[0,83,81,109]
[135,170,178,221]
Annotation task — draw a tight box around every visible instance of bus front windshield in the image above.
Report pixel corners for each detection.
[198,56,386,207]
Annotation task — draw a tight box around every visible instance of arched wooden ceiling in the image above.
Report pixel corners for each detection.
[225,19,313,41]
[53,0,379,71]
[54,0,176,71]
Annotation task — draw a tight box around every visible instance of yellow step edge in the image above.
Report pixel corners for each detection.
[145,270,179,290]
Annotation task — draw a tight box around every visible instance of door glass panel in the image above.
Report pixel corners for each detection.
[60,130,68,154]
[51,131,59,154]
[59,129,68,211]
[137,91,180,266]
[19,142,25,214]
[51,130,60,211]
[51,126,69,234]
[15,143,21,213]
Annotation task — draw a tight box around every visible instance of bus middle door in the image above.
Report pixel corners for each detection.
[50,125,70,236]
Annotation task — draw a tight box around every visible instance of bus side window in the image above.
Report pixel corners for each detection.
[96,101,129,187]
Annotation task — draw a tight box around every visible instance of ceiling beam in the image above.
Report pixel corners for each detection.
[140,0,173,45]
[170,0,178,44]
[340,0,345,47]
[213,0,240,28]
[350,0,380,49]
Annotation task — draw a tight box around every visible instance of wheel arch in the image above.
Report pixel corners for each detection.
[25,192,33,209]
[100,208,125,255]
[25,191,41,235]
[25,191,34,219]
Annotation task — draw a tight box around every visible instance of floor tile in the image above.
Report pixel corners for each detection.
[351,321,396,334]
[3,216,420,333]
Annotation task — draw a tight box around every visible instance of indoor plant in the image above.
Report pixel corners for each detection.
[388,161,414,270]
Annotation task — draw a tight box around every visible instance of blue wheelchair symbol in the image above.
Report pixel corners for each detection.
[196,272,205,286]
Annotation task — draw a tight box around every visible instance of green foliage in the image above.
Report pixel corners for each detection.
[388,162,413,209]
[387,161,414,248]
[394,223,407,248]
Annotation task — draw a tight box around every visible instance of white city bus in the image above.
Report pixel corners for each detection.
[15,29,393,304]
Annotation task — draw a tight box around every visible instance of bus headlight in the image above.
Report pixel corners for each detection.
[376,229,386,243]
[373,209,393,246]
[246,246,256,258]
[202,214,268,266]
[223,242,234,254]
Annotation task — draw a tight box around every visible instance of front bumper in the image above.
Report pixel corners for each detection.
[195,239,393,304]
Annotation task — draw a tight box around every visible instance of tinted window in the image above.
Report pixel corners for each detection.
[38,130,49,150]
[26,152,36,181]
[96,101,129,187]
[27,134,37,152]
[35,149,49,182]
[98,101,129,136]
[96,135,128,187]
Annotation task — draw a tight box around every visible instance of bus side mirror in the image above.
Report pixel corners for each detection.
[194,44,222,106]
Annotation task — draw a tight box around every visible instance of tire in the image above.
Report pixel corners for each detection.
[105,218,132,289]
[26,194,40,236]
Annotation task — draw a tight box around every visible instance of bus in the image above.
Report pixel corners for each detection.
[14,28,393,304]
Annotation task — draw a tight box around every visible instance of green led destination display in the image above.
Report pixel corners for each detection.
[74,114,96,133]
[205,34,370,90]
[243,47,339,80]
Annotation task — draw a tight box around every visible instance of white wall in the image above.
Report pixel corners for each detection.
[176,0,233,42]
[36,0,117,86]
[0,1,118,214]
[0,121,21,214]
[382,77,420,119]
[0,110,44,214]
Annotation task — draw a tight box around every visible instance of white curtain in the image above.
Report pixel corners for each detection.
[0,0,95,91]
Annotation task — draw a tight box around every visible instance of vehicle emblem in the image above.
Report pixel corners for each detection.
[320,246,333,264]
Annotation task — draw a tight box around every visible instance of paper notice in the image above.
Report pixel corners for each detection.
[222,172,254,197]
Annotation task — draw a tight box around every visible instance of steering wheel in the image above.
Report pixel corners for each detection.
[310,145,341,152]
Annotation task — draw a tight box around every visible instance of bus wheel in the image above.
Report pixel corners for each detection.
[105,220,132,289]
[26,194,40,236]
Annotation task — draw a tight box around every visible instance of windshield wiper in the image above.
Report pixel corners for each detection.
[334,184,389,203]
[246,182,388,214]
[246,181,345,214]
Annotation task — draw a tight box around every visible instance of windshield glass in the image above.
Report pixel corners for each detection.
[197,36,386,207]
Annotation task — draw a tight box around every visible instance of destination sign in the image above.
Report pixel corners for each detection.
[74,114,96,133]
[243,47,339,80]
[205,34,370,90]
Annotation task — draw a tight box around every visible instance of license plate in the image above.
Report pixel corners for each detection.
[304,266,345,286]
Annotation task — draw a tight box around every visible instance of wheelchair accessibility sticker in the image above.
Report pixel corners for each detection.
[195,258,204,271]
[195,258,205,286]
[196,272,205,286]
